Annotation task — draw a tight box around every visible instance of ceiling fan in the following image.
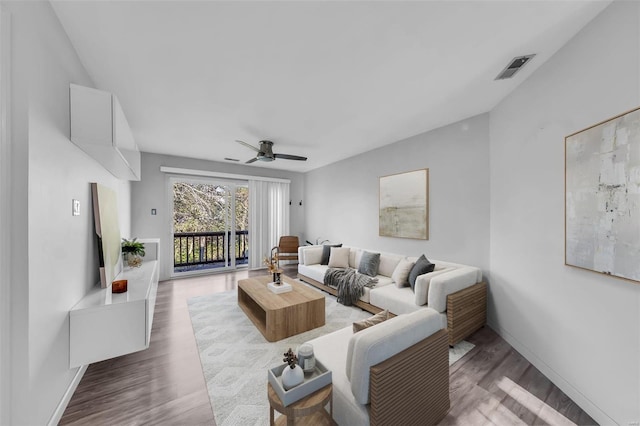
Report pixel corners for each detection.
[236,140,307,164]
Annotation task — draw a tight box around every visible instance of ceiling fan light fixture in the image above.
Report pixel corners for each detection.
[235,139,307,163]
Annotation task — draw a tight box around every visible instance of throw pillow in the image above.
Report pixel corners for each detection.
[321,244,342,265]
[408,254,435,291]
[392,258,415,287]
[353,309,390,333]
[328,247,350,268]
[357,251,381,277]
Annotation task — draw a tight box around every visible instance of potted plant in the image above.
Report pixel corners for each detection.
[122,238,145,268]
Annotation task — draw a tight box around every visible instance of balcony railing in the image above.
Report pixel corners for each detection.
[174,230,249,269]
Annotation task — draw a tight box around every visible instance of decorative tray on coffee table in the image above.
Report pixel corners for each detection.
[267,282,292,294]
[267,360,332,406]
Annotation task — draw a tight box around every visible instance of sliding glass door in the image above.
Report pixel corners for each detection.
[170,176,248,277]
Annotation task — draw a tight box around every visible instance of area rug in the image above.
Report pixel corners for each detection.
[187,285,474,426]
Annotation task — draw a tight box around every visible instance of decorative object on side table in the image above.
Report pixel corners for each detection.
[267,356,332,407]
[122,237,145,268]
[111,279,128,293]
[281,348,304,390]
[297,343,315,374]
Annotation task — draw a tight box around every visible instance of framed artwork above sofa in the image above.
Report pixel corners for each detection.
[379,168,429,240]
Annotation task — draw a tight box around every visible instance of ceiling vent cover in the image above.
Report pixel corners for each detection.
[495,54,536,80]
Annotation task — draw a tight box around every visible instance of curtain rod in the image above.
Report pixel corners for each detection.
[160,166,291,184]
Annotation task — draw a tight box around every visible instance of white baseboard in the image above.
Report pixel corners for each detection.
[487,320,615,426]
[48,365,87,426]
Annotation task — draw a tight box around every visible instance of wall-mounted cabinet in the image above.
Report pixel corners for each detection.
[70,83,141,180]
[69,259,159,368]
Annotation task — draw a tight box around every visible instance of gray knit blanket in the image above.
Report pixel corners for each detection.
[324,268,378,306]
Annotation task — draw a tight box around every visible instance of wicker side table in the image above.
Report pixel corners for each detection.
[267,382,334,426]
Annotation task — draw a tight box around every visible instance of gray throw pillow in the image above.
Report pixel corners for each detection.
[358,251,381,277]
[409,254,435,291]
[321,244,342,265]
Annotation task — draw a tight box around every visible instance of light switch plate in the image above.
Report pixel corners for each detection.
[151,209,157,215]
[72,199,80,216]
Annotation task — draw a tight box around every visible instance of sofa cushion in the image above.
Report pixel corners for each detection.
[348,248,362,269]
[377,253,403,277]
[409,255,435,290]
[360,277,392,303]
[345,308,445,405]
[302,246,323,266]
[369,285,422,315]
[298,264,328,284]
[358,251,380,277]
[353,309,389,333]
[374,275,394,287]
[321,244,342,265]
[328,247,350,268]
[392,258,415,287]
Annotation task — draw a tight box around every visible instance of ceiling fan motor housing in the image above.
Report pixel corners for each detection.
[258,140,275,161]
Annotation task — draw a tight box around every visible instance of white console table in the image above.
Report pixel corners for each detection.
[69,260,159,368]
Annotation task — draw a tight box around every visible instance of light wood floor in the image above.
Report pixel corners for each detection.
[61,266,596,425]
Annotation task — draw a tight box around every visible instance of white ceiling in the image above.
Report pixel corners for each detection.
[51,0,610,173]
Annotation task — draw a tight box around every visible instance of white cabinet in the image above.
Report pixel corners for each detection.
[70,83,141,180]
[69,260,158,368]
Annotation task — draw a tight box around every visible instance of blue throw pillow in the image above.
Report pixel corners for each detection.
[358,251,381,277]
[321,244,342,265]
[409,254,435,291]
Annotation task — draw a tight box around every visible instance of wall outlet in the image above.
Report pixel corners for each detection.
[151,208,157,215]
[72,199,80,216]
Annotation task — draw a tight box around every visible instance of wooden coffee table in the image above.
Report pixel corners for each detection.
[238,275,325,342]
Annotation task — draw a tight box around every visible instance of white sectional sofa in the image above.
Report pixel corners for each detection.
[298,245,487,345]
[305,308,450,425]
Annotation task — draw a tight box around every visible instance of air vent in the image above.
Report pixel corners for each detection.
[224,157,240,162]
[495,54,536,80]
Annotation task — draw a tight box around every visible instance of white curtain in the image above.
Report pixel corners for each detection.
[248,180,290,269]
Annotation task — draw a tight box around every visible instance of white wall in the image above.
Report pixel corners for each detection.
[4,2,132,424]
[131,152,305,280]
[489,2,640,424]
[304,113,490,272]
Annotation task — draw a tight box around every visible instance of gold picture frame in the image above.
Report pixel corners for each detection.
[379,169,429,240]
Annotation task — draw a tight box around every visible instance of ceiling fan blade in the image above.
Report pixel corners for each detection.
[274,153,307,161]
[236,140,260,152]
[245,157,258,164]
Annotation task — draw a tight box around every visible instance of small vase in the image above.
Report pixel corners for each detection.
[125,253,142,268]
[281,364,304,390]
[273,272,281,285]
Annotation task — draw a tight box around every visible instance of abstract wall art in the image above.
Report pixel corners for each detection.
[565,107,640,284]
[379,168,429,240]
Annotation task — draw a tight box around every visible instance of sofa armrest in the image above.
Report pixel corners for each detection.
[427,267,480,313]
[369,329,450,426]
[413,268,457,306]
[298,245,323,266]
[447,281,487,346]
[347,309,443,405]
